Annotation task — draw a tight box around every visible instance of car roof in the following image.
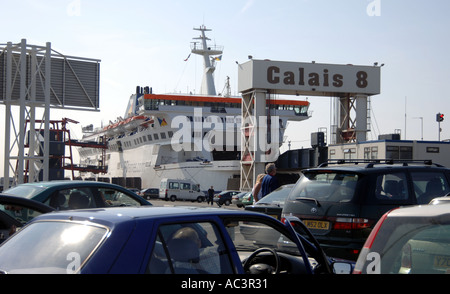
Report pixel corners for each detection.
[12,180,121,188]
[387,203,450,218]
[29,206,268,227]
[305,163,450,174]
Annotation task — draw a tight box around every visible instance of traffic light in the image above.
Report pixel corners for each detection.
[437,113,444,122]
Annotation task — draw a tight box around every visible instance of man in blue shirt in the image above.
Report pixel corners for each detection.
[261,163,280,198]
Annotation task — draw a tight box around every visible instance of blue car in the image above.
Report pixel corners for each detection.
[2,180,151,210]
[0,206,351,274]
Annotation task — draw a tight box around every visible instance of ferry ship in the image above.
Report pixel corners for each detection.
[78,26,311,191]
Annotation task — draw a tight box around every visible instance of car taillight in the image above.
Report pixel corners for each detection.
[400,243,412,274]
[333,218,373,230]
[353,209,396,274]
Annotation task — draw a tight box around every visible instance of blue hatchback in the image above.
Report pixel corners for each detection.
[0,206,351,274]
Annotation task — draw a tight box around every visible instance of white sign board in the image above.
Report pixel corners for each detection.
[238,59,381,96]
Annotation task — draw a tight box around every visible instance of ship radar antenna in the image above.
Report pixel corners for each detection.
[191,26,223,95]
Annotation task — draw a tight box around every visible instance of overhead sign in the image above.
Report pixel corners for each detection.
[0,49,100,109]
[238,59,381,96]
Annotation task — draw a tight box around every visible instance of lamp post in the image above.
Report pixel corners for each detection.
[413,117,423,141]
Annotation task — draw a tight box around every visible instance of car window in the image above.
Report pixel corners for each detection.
[147,222,234,274]
[98,188,142,207]
[257,185,292,204]
[0,203,45,225]
[3,185,46,199]
[0,221,108,274]
[374,172,409,201]
[45,188,96,210]
[361,217,450,274]
[289,172,358,203]
[181,183,191,190]
[411,172,450,204]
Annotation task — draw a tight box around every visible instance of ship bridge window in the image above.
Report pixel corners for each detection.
[147,134,153,141]
[154,133,159,140]
[294,105,308,115]
[160,132,167,139]
[144,99,159,110]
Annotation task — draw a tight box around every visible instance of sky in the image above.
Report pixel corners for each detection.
[1,0,450,177]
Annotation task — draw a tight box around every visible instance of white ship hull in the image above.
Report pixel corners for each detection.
[102,143,240,191]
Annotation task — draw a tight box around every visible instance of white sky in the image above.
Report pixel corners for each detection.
[1,0,450,176]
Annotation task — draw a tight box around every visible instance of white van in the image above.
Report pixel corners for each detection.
[159,178,205,202]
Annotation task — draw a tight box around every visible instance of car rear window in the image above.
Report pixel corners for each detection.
[3,185,46,199]
[288,171,359,203]
[0,221,108,274]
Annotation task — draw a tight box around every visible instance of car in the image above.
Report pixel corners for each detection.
[214,190,240,206]
[139,188,159,199]
[282,159,450,260]
[127,187,140,194]
[159,178,204,202]
[0,205,352,274]
[354,204,450,274]
[2,180,152,210]
[242,192,254,206]
[231,191,249,208]
[245,184,294,220]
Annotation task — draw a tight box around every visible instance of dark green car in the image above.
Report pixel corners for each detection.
[282,159,450,261]
[2,180,152,210]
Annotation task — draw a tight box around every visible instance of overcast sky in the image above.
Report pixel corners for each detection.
[1,0,449,175]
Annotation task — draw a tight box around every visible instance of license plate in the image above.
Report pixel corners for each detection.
[304,220,329,230]
[269,214,279,220]
[434,255,450,268]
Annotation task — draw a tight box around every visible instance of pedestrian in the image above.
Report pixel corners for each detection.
[252,174,265,203]
[207,186,214,206]
[260,163,280,198]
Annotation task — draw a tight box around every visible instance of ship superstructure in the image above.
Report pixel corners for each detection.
[78,26,311,191]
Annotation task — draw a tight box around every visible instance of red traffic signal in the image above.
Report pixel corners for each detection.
[437,113,444,122]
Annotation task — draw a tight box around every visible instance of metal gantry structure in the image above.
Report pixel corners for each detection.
[237,59,381,191]
[0,39,100,188]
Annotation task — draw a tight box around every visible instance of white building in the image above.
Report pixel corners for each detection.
[328,138,450,167]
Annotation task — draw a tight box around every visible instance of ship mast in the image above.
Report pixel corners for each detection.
[191,25,223,96]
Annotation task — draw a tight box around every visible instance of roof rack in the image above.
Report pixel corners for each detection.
[318,159,444,168]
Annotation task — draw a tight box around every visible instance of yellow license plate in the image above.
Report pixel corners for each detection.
[434,255,450,268]
[304,220,330,230]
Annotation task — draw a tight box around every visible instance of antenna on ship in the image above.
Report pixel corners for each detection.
[191,25,223,96]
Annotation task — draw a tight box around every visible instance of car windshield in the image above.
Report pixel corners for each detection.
[288,171,358,203]
[0,221,108,274]
[362,216,450,274]
[3,185,47,199]
[257,185,292,205]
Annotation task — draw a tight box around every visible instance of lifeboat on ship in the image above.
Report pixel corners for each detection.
[124,115,147,131]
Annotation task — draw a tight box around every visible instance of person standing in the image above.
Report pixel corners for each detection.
[207,186,215,206]
[261,163,280,198]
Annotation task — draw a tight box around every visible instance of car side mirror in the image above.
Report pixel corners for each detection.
[332,261,353,274]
